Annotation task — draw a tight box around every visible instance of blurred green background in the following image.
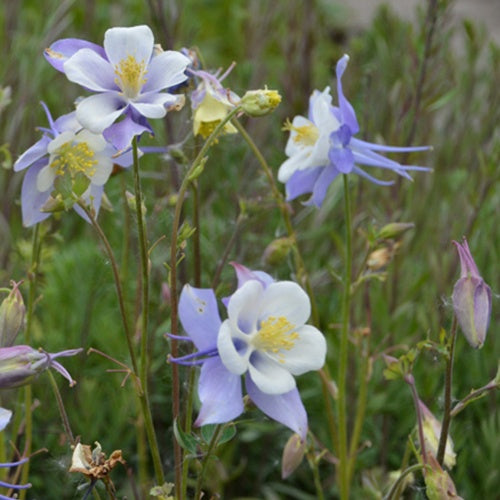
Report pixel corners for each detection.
[0,0,498,498]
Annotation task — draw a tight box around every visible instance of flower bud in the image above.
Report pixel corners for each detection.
[0,345,83,389]
[419,400,456,469]
[262,237,294,266]
[0,281,25,347]
[452,238,491,348]
[281,433,306,479]
[240,88,281,116]
[376,222,414,240]
[424,454,463,500]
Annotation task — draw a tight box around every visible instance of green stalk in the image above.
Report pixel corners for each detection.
[169,106,242,499]
[47,370,75,445]
[346,342,369,485]
[79,202,164,484]
[193,425,222,500]
[436,315,458,465]
[230,118,319,327]
[19,224,41,499]
[131,138,165,485]
[337,174,353,500]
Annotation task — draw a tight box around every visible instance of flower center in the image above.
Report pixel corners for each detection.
[114,55,148,99]
[253,316,298,360]
[283,119,319,146]
[50,141,97,178]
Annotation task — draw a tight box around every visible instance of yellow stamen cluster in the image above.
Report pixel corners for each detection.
[253,316,298,362]
[114,55,147,98]
[283,119,319,146]
[50,141,97,177]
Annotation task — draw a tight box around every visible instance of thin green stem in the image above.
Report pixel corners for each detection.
[231,117,320,327]
[436,315,458,465]
[337,174,353,500]
[132,138,165,485]
[318,367,338,453]
[47,370,75,445]
[169,106,242,499]
[309,453,325,500]
[347,345,369,485]
[79,203,138,376]
[132,137,150,394]
[194,425,222,500]
[79,201,164,484]
[19,224,41,499]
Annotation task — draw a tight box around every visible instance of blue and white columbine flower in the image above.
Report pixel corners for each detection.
[14,104,132,226]
[45,25,190,150]
[278,54,431,207]
[172,264,326,440]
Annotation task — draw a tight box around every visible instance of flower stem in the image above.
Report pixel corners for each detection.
[436,315,457,466]
[47,370,75,445]
[169,106,242,499]
[231,117,319,327]
[338,174,353,500]
[194,424,222,500]
[19,224,41,499]
[79,202,164,485]
[131,138,165,485]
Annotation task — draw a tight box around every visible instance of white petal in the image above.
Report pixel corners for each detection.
[284,115,312,157]
[278,148,312,183]
[278,325,326,375]
[75,129,107,152]
[259,281,311,327]
[104,25,154,67]
[0,407,12,431]
[248,354,296,395]
[75,93,126,133]
[227,280,263,334]
[36,165,56,192]
[90,156,113,186]
[47,131,75,154]
[64,49,117,92]
[142,50,190,93]
[217,320,251,375]
[130,92,175,118]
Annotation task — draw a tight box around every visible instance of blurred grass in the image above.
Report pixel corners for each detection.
[0,0,498,498]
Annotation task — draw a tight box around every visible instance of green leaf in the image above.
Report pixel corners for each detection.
[173,418,198,454]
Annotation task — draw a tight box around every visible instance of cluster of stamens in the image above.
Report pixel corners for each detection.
[114,55,148,98]
[253,316,298,362]
[50,141,97,177]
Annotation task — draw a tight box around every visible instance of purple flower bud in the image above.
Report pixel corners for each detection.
[0,345,83,389]
[0,281,25,347]
[452,238,492,349]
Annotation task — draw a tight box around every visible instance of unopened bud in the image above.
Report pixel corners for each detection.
[424,454,463,500]
[240,88,281,116]
[452,238,491,348]
[263,237,294,266]
[419,400,456,469]
[281,433,306,479]
[0,345,83,389]
[0,281,25,347]
[377,222,414,240]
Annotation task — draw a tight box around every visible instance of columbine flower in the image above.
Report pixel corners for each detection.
[0,345,83,389]
[278,54,431,207]
[452,237,492,349]
[190,65,239,139]
[14,103,132,226]
[45,25,190,150]
[0,410,32,499]
[171,264,326,440]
